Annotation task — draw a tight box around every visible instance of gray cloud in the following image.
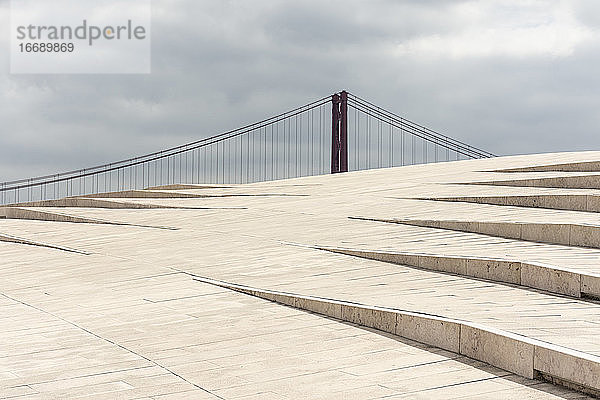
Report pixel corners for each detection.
[1,0,599,181]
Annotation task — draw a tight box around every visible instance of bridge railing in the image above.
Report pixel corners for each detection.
[0,90,494,205]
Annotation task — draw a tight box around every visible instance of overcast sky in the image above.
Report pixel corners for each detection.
[1,0,599,181]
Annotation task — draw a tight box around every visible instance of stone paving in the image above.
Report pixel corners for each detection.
[2,151,600,398]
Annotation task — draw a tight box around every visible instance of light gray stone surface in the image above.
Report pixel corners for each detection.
[4,151,600,399]
[534,345,600,392]
[520,263,581,297]
[460,325,535,379]
[465,258,521,284]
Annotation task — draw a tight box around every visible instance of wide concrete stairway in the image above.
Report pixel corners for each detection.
[3,151,600,398]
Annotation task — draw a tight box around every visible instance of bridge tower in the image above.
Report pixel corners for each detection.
[331,91,348,174]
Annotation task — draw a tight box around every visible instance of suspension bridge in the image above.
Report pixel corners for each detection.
[0,91,495,205]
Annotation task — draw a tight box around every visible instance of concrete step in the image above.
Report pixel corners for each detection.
[418,194,600,213]
[7,198,180,209]
[4,197,232,209]
[357,217,600,250]
[0,232,89,254]
[315,246,600,299]
[467,175,600,189]
[144,184,232,190]
[82,189,305,199]
[194,275,600,397]
[82,190,214,198]
[0,207,176,230]
[492,161,600,173]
